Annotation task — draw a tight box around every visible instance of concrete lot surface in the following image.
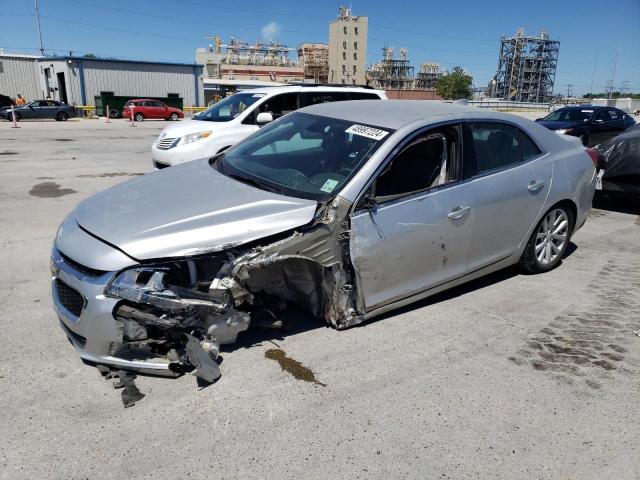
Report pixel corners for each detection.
[1,118,639,479]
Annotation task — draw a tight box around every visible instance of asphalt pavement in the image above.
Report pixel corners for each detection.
[1,117,639,479]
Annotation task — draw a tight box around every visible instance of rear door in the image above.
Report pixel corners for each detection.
[462,122,551,270]
[350,123,474,310]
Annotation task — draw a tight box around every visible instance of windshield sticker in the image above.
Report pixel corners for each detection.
[320,179,339,193]
[345,124,389,141]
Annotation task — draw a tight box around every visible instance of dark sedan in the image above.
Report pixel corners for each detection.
[0,100,76,122]
[536,106,635,147]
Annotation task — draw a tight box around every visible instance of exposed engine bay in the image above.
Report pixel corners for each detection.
[103,197,363,384]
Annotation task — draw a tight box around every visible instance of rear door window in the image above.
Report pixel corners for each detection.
[467,122,540,175]
[300,91,351,107]
[349,92,381,100]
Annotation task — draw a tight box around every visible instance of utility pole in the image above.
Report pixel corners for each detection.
[34,0,45,55]
[564,84,573,100]
[588,51,598,99]
[606,49,618,99]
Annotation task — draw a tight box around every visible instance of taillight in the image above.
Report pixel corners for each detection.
[586,148,599,167]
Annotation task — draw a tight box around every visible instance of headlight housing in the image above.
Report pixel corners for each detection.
[181,130,212,145]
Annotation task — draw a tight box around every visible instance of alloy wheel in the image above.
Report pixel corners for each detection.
[535,208,569,265]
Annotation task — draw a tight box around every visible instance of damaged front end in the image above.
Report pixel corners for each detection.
[102,197,364,383]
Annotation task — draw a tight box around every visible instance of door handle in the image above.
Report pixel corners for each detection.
[448,206,470,220]
[528,180,545,192]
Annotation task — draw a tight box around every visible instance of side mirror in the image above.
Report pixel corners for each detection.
[256,112,273,126]
[362,191,377,209]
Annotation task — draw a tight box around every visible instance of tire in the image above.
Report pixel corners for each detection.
[7,112,19,122]
[169,112,179,121]
[520,204,575,274]
[109,109,119,119]
[134,113,144,122]
[56,111,69,121]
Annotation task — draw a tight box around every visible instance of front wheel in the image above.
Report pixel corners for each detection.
[134,113,144,122]
[520,205,574,273]
[169,112,179,121]
[56,111,69,121]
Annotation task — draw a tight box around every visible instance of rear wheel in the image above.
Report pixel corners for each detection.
[134,113,144,122]
[520,205,574,273]
[109,108,119,119]
[169,112,179,121]
[56,111,69,121]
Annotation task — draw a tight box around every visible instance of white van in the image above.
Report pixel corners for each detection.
[151,85,387,168]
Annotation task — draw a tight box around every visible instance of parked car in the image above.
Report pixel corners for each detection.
[52,101,597,383]
[151,85,387,169]
[0,94,15,111]
[594,125,640,196]
[0,100,76,121]
[122,99,184,122]
[536,106,635,146]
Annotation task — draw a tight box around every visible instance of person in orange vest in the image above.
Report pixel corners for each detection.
[15,94,26,106]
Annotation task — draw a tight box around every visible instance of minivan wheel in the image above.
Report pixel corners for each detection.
[520,205,574,273]
[169,112,179,121]
[134,113,144,122]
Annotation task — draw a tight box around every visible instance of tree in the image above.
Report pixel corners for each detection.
[436,66,473,100]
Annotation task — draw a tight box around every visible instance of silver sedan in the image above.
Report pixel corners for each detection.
[51,101,598,383]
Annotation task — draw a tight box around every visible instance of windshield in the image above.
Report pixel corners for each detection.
[197,93,266,122]
[215,112,392,201]
[543,109,593,122]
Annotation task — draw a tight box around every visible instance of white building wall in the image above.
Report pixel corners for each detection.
[81,60,200,105]
[0,55,42,101]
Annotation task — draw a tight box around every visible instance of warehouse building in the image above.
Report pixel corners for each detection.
[0,53,203,108]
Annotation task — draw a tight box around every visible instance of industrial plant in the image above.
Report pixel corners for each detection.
[489,28,560,102]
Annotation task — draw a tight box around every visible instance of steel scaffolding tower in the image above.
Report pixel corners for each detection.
[493,28,560,102]
[415,62,443,89]
[366,47,415,90]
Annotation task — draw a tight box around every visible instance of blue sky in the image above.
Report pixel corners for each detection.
[2,0,639,95]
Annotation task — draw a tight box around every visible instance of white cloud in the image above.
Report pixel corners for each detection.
[261,21,280,41]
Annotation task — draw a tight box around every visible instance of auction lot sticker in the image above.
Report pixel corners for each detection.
[346,124,389,141]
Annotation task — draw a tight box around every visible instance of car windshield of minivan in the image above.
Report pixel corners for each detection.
[215,112,392,201]
[543,109,593,122]
[197,93,266,122]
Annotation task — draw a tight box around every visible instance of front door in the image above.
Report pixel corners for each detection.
[349,124,474,310]
[590,108,625,146]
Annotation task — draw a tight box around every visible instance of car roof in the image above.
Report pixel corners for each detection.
[297,100,523,130]
[238,85,385,96]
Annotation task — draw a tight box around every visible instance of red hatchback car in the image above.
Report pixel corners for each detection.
[122,99,184,121]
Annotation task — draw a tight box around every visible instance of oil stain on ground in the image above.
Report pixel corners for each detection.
[77,172,144,178]
[54,138,75,142]
[265,348,326,387]
[0,151,18,155]
[509,259,640,389]
[29,182,77,198]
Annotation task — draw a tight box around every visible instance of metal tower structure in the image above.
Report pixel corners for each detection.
[415,62,443,89]
[366,47,415,90]
[493,28,560,102]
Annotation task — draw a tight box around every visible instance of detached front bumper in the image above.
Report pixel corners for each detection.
[51,246,179,376]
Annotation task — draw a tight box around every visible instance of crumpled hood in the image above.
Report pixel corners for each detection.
[74,159,318,260]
